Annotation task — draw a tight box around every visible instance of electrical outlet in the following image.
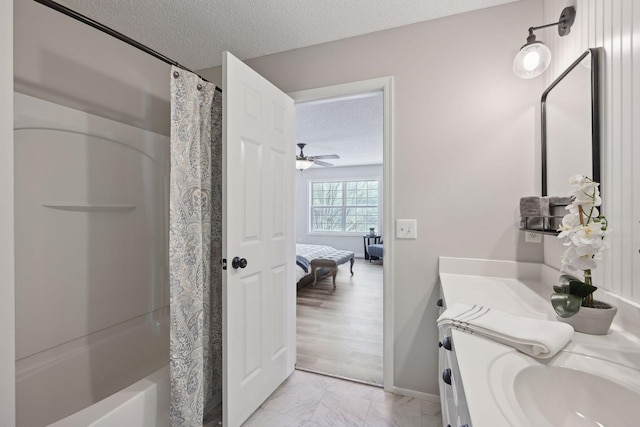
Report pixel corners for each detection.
[396,219,417,239]
[525,231,542,243]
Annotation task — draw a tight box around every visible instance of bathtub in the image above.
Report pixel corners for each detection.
[48,366,170,427]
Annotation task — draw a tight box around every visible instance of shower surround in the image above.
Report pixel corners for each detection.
[14,93,171,426]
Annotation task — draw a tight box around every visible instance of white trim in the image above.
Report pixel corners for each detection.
[391,386,440,403]
[306,176,381,183]
[289,76,395,391]
[0,0,14,424]
[313,162,383,169]
[305,232,377,238]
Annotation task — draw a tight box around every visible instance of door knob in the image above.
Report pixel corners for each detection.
[232,257,247,269]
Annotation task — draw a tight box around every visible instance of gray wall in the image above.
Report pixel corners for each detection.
[296,164,384,257]
[202,0,545,395]
[0,0,15,424]
[8,0,548,402]
[14,0,170,136]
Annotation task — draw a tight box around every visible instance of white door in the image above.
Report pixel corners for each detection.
[222,52,296,427]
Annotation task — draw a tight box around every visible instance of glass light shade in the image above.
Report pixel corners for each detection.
[296,159,314,170]
[513,42,552,79]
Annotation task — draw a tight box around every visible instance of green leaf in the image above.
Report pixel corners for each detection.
[551,293,584,318]
[568,280,598,298]
[553,285,569,294]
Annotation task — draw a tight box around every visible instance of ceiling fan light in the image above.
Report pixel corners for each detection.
[296,159,314,170]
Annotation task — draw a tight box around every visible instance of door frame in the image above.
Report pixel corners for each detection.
[288,76,394,390]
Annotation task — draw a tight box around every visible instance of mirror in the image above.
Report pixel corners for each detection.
[542,48,601,197]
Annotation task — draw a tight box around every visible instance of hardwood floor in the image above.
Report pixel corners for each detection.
[296,259,383,385]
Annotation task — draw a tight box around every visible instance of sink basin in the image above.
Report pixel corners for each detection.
[514,366,640,426]
[489,351,640,427]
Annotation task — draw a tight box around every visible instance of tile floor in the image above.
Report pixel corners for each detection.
[241,370,443,427]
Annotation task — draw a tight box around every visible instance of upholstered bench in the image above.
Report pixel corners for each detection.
[310,251,355,289]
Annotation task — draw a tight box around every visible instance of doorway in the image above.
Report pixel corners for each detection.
[289,78,393,388]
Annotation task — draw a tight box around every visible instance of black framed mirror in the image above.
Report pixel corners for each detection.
[542,47,601,197]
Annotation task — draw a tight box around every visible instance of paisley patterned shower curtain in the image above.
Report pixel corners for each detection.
[169,66,223,427]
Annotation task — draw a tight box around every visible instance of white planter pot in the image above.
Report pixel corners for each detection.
[558,301,617,335]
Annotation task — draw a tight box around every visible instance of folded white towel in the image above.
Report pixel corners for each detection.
[437,302,574,359]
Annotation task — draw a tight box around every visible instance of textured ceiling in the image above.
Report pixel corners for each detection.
[296,92,383,168]
[58,0,519,70]
[55,0,518,167]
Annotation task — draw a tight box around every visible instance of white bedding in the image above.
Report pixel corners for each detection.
[295,265,306,283]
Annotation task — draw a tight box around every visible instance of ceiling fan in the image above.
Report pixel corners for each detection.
[296,143,340,170]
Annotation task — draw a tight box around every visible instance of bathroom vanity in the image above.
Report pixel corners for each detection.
[437,257,640,427]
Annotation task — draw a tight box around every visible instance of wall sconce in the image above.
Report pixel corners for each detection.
[513,6,576,79]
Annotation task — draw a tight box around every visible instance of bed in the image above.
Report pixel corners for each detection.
[296,244,355,289]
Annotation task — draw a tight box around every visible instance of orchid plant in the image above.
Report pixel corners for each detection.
[551,175,608,318]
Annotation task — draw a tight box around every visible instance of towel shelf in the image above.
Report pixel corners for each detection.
[520,215,563,235]
[42,203,136,212]
[520,227,560,236]
[519,201,568,235]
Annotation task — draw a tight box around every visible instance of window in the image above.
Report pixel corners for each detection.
[309,179,379,233]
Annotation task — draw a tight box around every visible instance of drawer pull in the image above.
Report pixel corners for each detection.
[437,298,444,307]
[438,336,452,350]
[442,336,452,350]
[442,368,452,385]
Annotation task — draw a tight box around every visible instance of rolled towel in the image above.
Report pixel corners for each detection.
[519,196,550,230]
[548,196,572,229]
[548,196,572,206]
[437,302,574,359]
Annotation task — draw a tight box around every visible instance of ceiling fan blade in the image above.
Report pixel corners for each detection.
[312,154,340,160]
[313,160,334,167]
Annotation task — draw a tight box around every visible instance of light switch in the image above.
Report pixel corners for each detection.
[396,219,417,239]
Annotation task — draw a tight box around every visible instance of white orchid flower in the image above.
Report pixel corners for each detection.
[577,221,606,241]
[559,176,608,276]
[561,246,597,271]
[557,213,580,238]
[568,174,585,186]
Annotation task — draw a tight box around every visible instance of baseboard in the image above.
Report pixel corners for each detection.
[295,367,383,388]
[391,386,440,403]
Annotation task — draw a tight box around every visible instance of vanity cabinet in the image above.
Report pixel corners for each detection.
[438,296,472,427]
[437,257,640,427]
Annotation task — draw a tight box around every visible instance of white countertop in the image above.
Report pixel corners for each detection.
[438,257,640,427]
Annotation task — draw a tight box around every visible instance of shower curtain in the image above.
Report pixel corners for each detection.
[169,66,223,427]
